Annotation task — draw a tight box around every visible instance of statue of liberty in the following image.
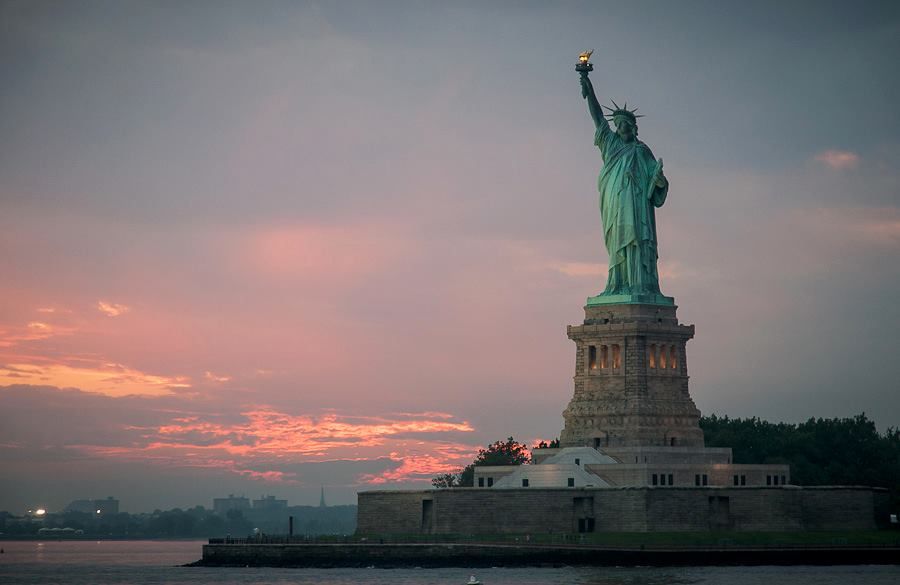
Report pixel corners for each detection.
[577,53,673,306]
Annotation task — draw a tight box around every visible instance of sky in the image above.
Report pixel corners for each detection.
[1,0,899,513]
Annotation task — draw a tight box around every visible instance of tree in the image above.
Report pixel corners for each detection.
[534,438,560,449]
[433,437,531,488]
[431,473,459,488]
[701,413,900,510]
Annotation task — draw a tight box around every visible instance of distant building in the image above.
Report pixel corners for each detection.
[213,494,250,515]
[64,500,95,514]
[94,496,119,515]
[252,495,288,510]
[319,486,327,508]
[65,496,119,515]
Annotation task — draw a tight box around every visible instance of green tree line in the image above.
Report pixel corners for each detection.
[701,413,900,507]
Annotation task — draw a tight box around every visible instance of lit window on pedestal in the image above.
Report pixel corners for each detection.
[649,344,657,368]
[600,345,609,369]
[589,345,597,370]
[670,345,678,369]
[612,345,621,369]
[659,347,667,369]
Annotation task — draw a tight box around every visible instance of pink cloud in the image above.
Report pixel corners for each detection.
[97,301,130,317]
[53,404,478,486]
[359,443,478,484]
[152,408,475,457]
[204,371,232,383]
[0,321,76,347]
[815,149,860,170]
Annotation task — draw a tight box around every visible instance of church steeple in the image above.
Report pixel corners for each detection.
[319,486,326,508]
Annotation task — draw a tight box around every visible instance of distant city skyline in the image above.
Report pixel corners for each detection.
[2,1,899,512]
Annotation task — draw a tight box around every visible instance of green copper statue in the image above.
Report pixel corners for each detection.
[577,52,673,306]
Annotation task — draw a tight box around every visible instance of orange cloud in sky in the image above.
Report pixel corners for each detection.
[97,301,130,317]
[360,443,477,484]
[0,362,190,397]
[66,407,478,485]
[154,408,475,457]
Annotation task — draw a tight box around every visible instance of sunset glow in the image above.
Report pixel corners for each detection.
[1,2,898,513]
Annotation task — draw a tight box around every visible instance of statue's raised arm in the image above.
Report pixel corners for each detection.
[580,72,606,130]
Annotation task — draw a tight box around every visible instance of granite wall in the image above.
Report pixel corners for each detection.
[357,486,889,534]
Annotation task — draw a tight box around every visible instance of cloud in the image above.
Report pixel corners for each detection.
[204,371,231,383]
[815,149,860,170]
[149,408,475,458]
[0,385,481,502]
[0,321,75,347]
[0,363,190,397]
[359,442,478,484]
[97,301,130,317]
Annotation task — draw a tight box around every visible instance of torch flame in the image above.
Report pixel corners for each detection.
[579,50,593,63]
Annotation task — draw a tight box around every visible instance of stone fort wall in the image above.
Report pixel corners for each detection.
[357,487,889,534]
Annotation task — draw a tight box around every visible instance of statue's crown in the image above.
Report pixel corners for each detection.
[603,100,643,124]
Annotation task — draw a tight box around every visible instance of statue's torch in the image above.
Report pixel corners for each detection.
[576,50,594,76]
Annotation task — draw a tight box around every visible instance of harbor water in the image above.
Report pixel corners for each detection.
[1,540,899,585]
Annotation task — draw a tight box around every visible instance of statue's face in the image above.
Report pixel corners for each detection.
[615,119,636,142]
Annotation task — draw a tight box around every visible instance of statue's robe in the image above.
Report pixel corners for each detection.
[594,121,667,296]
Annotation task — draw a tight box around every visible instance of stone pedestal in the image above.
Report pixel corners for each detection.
[560,302,705,449]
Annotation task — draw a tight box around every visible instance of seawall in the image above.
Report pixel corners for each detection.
[196,542,900,567]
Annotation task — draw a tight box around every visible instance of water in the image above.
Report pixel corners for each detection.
[0,540,898,585]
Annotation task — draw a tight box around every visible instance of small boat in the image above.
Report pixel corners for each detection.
[467,576,482,585]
